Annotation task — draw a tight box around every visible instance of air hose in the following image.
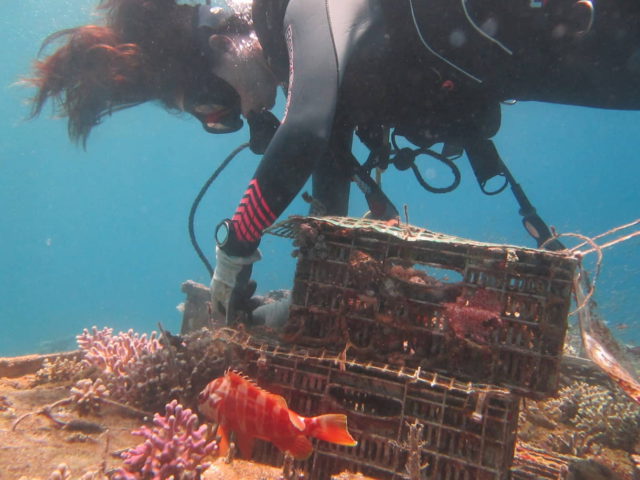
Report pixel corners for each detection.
[188,142,250,277]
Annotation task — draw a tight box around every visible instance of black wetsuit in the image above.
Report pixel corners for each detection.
[223,0,379,256]
[223,0,640,257]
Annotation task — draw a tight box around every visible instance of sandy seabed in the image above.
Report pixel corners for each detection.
[0,376,375,480]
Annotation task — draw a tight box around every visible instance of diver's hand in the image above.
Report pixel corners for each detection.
[210,247,261,325]
[250,290,291,328]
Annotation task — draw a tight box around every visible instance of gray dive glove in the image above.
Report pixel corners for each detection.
[210,246,262,325]
[250,290,291,328]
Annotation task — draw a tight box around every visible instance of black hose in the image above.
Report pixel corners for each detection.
[188,143,250,277]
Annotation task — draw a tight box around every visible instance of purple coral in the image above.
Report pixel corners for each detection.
[113,400,217,480]
[77,326,162,375]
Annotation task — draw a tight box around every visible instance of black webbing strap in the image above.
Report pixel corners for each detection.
[465,138,565,251]
[347,152,400,221]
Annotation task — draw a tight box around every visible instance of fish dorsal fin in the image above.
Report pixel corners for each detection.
[271,392,294,420]
[227,370,290,407]
[274,393,288,407]
[227,369,253,383]
[227,370,262,389]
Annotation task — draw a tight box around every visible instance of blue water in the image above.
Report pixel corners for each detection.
[1,0,638,356]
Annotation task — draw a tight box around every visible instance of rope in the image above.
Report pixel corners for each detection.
[540,218,639,317]
[577,230,640,256]
[541,232,603,317]
[581,232,640,255]
[572,218,640,250]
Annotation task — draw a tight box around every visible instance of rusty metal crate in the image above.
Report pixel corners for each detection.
[220,329,520,480]
[267,216,578,398]
[510,443,570,480]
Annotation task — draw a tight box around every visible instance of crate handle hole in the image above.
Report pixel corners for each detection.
[327,385,402,417]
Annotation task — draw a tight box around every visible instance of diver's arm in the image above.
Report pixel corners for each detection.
[222,0,376,256]
[212,0,381,325]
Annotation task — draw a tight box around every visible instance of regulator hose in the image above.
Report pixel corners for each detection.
[188,143,250,277]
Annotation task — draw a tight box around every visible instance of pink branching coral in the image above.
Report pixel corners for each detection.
[69,378,110,415]
[113,400,217,480]
[77,326,162,375]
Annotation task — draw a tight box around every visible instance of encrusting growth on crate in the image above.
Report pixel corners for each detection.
[271,216,577,396]
[443,288,504,347]
[390,420,429,480]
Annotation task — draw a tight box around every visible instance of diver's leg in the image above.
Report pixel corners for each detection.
[325,0,386,83]
[311,127,353,216]
[305,0,382,217]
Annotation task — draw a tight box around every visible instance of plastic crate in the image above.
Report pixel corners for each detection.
[268,216,578,397]
[220,329,520,480]
[510,443,570,480]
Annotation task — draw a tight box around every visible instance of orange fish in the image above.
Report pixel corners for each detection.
[198,370,357,460]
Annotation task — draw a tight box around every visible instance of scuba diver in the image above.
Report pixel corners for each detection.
[26,0,640,326]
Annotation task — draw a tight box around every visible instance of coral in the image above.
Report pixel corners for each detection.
[71,325,227,413]
[47,464,71,480]
[113,400,217,480]
[17,464,71,480]
[0,394,12,411]
[546,430,597,457]
[69,378,110,415]
[17,464,107,480]
[543,380,640,452]
[35,356,88,385]
[77,326,112,351]
[80,327,228,413]
[123,329,227,412]
[519,403,557,430]
[77,327,162,376]
[77,472,108,480]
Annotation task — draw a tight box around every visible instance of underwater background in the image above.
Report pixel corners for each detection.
[1,0,639,357]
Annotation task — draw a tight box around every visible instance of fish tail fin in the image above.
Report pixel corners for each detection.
[306,414,357,446]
